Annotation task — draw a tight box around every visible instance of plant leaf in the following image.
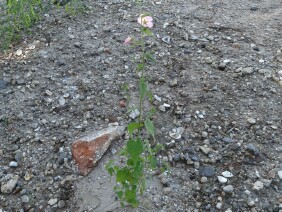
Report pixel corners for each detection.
[145,52,156,63]
[139,77,147,100]
[127,139,143,161]
[143,28,153,36]
[144,119,155,137]
[127,122,142,137]
[136,63,144,72]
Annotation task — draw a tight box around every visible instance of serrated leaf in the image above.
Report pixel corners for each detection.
[127,139,143,161]
[145,119,155,137]
[139,77,147,100]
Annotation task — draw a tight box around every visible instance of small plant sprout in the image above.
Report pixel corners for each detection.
[106,14,165,208]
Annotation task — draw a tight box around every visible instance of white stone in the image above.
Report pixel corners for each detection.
[222,171,233,178]
[223,185,234,193]
[253,181,264,190]
[216,202,222,209]
[169,127,184,140]
[247,117,256,124]
[277,170,282,179]
[217,176,228,183]
[9,161,18,167]
[16,49,23,56]
[48,198,58,206]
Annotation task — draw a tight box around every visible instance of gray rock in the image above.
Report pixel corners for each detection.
[48,198,58,206]
[0,80,8,89]
[241,67,254,75]
[199,166,215,177]
[199,146,211,155]
[247,143,260,156]
[247,117,256,124]
[21,195,30,203]
[1,175,19,193]
[201,131,208,138]
[200,177,208,183]
[218,62,226,70]
[170,78,178,87]
[58,200,66,208]
[250,5,258,11]
[222,137,234,143]
[223,185,234,193]
[261,179,272,187]
[162,36,171,44]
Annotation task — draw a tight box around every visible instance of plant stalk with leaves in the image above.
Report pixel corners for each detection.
[106,14,164,208]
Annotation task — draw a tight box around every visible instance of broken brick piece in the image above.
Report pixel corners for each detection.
[72,126,125,175]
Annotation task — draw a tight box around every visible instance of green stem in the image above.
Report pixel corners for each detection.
[137,30,146,137]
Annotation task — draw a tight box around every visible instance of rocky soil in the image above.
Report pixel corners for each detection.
[0,0,282,211]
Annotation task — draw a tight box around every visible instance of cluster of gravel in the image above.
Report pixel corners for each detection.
[1,0,281,211]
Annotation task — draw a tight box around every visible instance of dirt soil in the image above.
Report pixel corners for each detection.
[0,0,282,211]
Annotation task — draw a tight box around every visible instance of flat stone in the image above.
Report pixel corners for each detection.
[253,181,264,190]
[0,80,8,90]
[1,175,19,193]
[199,166,215,177]
[222,171,233,178]
[72,126,125,175]
[9,161,18,167]
[247,117,256,124]
[199,146,211,155]
[241,67,254,75]
[246,143,260,156]
[48,198,58,206]
[223,185,234,193]
[217,176,228,183]
[222,137,234,143]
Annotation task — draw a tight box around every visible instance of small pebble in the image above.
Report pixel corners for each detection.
[222,171,233,178]
[218,176,228,184]
[9,161,18,167]
[216,202,222,209]
[21,195,30,203]
[278,171,282,179]
[200,177,208,183]
[253,181,264,190]
[223,185,234,193]
[247,117,256,124]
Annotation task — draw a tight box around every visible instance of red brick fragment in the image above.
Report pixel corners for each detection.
[72,126,125,175]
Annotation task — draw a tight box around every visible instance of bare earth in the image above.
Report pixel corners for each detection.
[0,0,281,211]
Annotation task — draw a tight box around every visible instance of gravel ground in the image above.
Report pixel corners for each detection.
[0,0,282,211]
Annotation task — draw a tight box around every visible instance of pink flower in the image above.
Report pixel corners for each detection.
[138,14,153,28]
[124,37,132,45]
